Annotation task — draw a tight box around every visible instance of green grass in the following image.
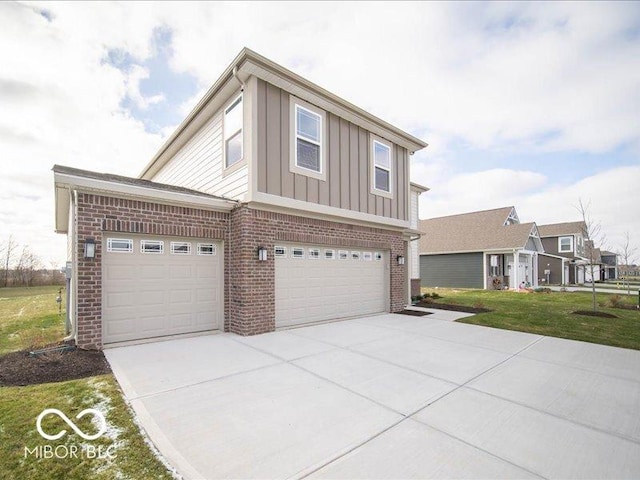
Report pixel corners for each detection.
[0,286,66,355]
[422,288,640,350]
[0,375,173,480]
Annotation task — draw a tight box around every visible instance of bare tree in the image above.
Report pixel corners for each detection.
[575,199,603,312]
[618,231,638,295]
[0,235,17,287]
[14,245,41,287]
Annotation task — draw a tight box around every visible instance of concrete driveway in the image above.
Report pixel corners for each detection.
[105,310,640,479]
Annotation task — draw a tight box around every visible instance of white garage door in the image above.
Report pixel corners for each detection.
[102,234,223,344]
[275,244,389,328]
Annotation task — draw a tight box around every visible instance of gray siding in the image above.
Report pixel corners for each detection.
[256,79,408,220]
[538,254,564,285]
[525,237,537,251]
[420,253,484,289]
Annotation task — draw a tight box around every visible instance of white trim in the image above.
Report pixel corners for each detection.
[289,96,327,181]
[374,252,383,261]
[308,247,320,259]
[223,92,244,170]
[274,246,287,258]
[291,247,305,259]
[369,134,393,199]
[170,241,192,255]
[351,251,361,260]
[363,251,373,261]
[324,249,335,260]
[250,192,409,229]
[197,243,216,256]
[338,250,348,260]
[141,239,164,254]
[106,238,133,253]
[559,236,573,253]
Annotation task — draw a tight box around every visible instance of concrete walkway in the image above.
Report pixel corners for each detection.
[105,312,640,479]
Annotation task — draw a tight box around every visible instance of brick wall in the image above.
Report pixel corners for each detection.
[75,193,230,349]
[228,206,407,335]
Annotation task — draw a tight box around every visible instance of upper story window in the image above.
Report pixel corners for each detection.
[224,94,243,168]
[559,236,573,252]
[289,97,326,181]
[370,136,393,198]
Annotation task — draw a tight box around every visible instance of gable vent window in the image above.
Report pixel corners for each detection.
[292,247,305,259]
[197,243,216,256]
[224,94,243,168]
[107,238,133,253]
[171,242,192,255]
[373,140,391,193]
[141,240,164,254]
[274,246,287,258]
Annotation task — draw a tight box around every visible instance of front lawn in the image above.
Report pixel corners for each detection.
[421,288,640,350]
[0,375,173,479]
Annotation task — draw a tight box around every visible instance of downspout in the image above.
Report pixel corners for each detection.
[64,189,77,342]
[232,66,245,92]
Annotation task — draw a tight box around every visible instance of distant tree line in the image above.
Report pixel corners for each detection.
[0,235,65,287]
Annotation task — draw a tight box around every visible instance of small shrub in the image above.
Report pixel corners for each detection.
[431,293,442,299]
[421,296,434,304]
[608,294,624,308]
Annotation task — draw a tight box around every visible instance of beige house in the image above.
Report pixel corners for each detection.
[418,207,544,290]
[53,48,428,349]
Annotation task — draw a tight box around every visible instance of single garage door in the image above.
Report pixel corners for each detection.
[275,244,389,328]
[102,234,223,344]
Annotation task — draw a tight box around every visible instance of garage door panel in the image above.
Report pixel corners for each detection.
[276,244,389,328]
[102,235,223,344]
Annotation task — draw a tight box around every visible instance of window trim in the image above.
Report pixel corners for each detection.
[363,251,373,261]
[140,240,164,254]
[291,247,305,259]
[338,250,348,260]
[559,236,573,253]
[197,243,216,256]
[106,238,133,253]
[289,96,327,181]
[324,249,335,260]
[369,134,394,199]
[170,241,192,255]
[222,92,245,174]
[351,251,361,260]
[374,252,383,261]
[274,246,287,258]
[308,248,320,259]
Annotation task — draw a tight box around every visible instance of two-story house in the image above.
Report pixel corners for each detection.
[537,221,588,284]
[53,48,428,349]
[600,251,618,280]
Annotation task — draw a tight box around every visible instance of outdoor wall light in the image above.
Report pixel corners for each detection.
[258,246,268,262]
[84,238,96,259]
[396,255,405,265]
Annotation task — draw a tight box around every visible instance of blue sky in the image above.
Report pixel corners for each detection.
[0,1,638,265]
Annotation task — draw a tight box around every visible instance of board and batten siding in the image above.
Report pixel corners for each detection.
[420,253,484,289]
[152,108,248,200]
[256,79,408,221]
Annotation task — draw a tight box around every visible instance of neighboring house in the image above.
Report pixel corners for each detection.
[619,264,640,277]
[584,240,603,283]
[418,207,544,290]
[53,48,428,349]
[600,251,618,280]
[537,221,588,284]
[408,182,429,297]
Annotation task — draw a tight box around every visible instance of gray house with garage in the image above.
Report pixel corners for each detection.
[537,221,588,285]
[53,48,428,349]
[418,207,543,290]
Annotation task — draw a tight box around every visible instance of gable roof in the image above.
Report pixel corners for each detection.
[538,221,586,238]
[140,48,428,179]
[418,207,542,254]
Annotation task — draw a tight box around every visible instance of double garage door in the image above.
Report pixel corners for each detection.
[102,234,223,344]
[275,244,390,328]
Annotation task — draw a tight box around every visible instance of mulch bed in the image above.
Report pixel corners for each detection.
[415,301,492,314]
[396,310,433,317]
[0,343,111,386]
[573,310,619,319]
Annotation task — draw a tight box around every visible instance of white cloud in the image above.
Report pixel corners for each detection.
[125,65,165,109]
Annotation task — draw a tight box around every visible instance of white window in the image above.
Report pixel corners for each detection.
[107,238,132,253]
[274,246,286,258]
[338,250,348,260]
[559,236,573,252]
[371,137,392,197]
[197,243,216,256]
[308,248,320,259]
[224,94,243,168]
[375,252,383,261]
[141,240,164,254]
[171,242,191,255]
[351,251,361,260]
[290,98,326,181]
[324,249,335,260]
[292,247,305,259]
[363,252,373,261]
